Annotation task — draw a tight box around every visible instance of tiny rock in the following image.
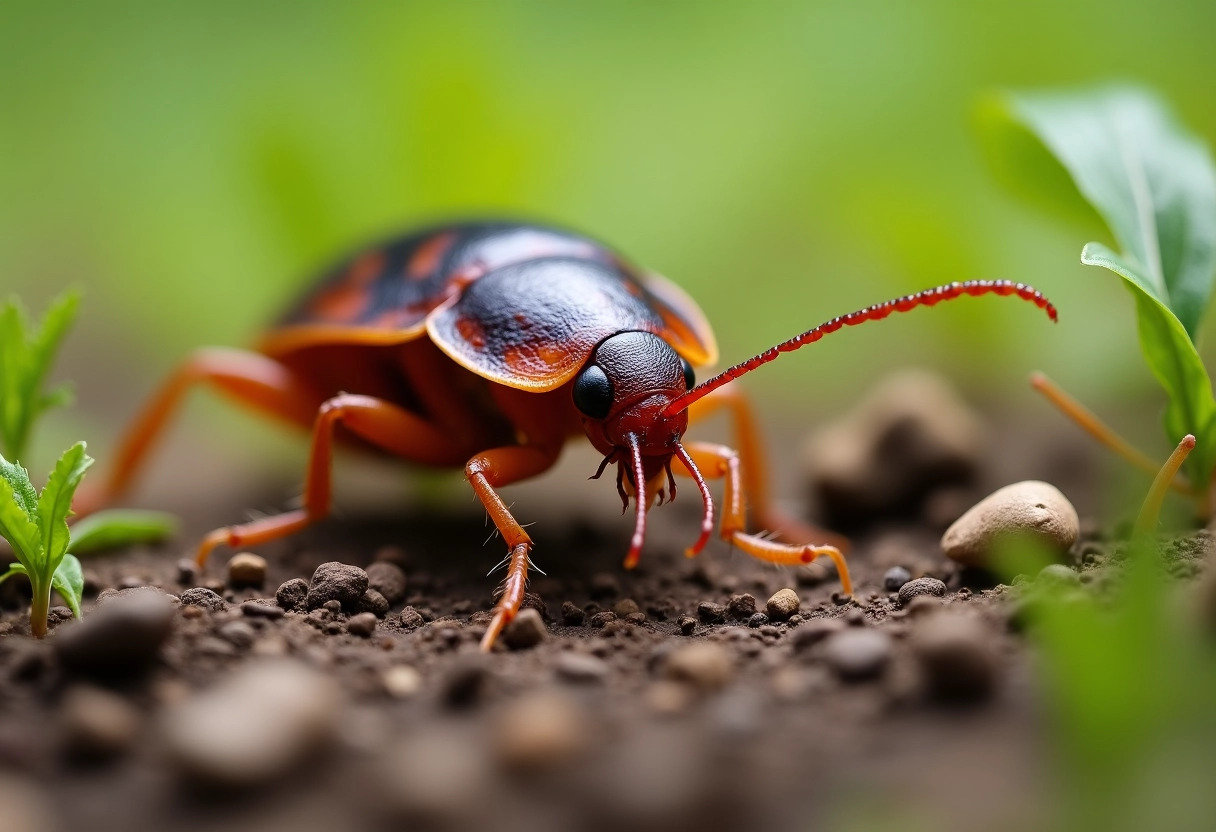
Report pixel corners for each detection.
[492,690,589,772]
[911,611,996,704]
[226,552,267,588]
[822,629,891,681]
[883,566,912,592]
[305,562,369,611]
[663,643,733,691]
[941,481,1079,568]
[697,601,727,624]
[358,588,391,618]
[275,578,309,610]
[503,608,547,649]
[217,620,256,650]
[677,615,697,635]
[178,587,227,612]
[560,601,585,625]
[897,577,947,608]
[347,612,379,638]
[55,590,175,678]
[554,652,609,684]
[612,598,641,618]
[765,588,800,621]
[790,618,843,654]
[441,656,490,709]
[727,593,757,620]
[163,660,340,789]
[60,685,141,760]
[366,561,407,605]
[382,665,423,699]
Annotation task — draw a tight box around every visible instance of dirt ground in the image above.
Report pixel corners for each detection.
[0,413,1172,832]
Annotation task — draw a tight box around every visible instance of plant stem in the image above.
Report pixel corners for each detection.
[29,580,50,638]
[1134,434,1197,537]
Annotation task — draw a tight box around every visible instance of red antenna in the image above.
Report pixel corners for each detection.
[664,280,1057,417]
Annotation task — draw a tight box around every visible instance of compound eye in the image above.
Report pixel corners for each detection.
[572,363,614,419]
[680,357,696,392]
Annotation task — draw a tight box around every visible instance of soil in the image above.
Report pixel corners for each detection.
[0,420,1202,832]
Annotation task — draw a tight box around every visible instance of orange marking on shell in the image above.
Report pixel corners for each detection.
[456,316,487,349]
[308,252,385,322]
[408,231,457,279]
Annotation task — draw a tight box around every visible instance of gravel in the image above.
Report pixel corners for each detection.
[366,561,407,605]
[226,552,267,587]
[554,652,610,684]
[883,566,912,591]
[898,577,947,607]
[503,608,547,649]
[275,578,309,610]
[941,480,1079,568]
[55,590,175,678]
[178,587,227,611]
[662,643,733,691]
[765,588,800,620]
[822,629,892,681]
[305,562,369,611]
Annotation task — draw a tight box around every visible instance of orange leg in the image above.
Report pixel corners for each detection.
[685,383,850,553]
[75,348,325,516]
[673,439,853,597]
[196,393,466,566]
[467,443,563,651]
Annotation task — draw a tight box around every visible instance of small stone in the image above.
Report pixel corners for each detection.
[397,607,424,629]
[612,598,641,617]
[554,652,609,684]
[441,656,489,709]
[822,629,892,681]
[941,481,1080,568]
[55,591,175,678]
[747,613,769,628]
[176,559,199,585]
[790,618,843,653]
[347,612,378,638]
[382,665,423,699]
[1036,563,1081,589]
[883,566,912,592]
[358,588,390,618]
[366,562,407,605]
[560,601,585,625]
[275,578,309,610]
[589,611,617,628]
[217,621,256,650]
[677,615,697,636]
[162,660,341,788]
[240,600,285,619]
[179,587,227,612]
[503,608,547,649]
[589,572,620,599]
[624,611,646,625]
[911,612,996,704]
[60,685,141,760]
[727,593,757,620]
[663,643,733,691]
[493,690,589,772]
[226,553,267,588]
[765,588,800,621]
[323,599,342,614]
[697,601,727,624]
[305,562,368,611]
[898,577,947,607]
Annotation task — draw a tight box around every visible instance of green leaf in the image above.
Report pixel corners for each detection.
[70,508,178,554]
[51,554,84,619]
[0,455,42,569]
[0,562,28,588]
[0,291,80,461]
[35,442,93,573]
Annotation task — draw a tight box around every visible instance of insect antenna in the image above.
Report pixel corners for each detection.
[663,280,1057,417]
[674,444,714,557]
[623,435,647,569]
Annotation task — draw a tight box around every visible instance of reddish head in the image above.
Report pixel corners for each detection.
[573,279,1059,568]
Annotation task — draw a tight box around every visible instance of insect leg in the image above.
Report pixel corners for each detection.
[75,348,324,517]
[196,393,466,566]
[465,444,563,651]
[673,440,853,597]
[683,382,850,552]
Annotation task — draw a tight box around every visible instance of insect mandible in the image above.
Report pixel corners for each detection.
[75,221,1057,649]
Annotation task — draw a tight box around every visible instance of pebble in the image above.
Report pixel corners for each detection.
[748,613,769,628]
[305,562,368,611]
[226,552,267,587]
[727,593,757,620]
[589,611,617,628]
[240,600,285,619]
[382,665,423,699]
[554,652,609,684]
[493,690,589,771]
[911,612,996,704]
[217,620,256,650]
[677,615,697,635]
[941,480,1079,568]
[613,598,641,617]
[366,561,407,605]
[441,656,489,709]
[790,618,843,653]
[697,601,727,624]
[503,608,547,649]
[358,588,390,618]
[897,577,947,608]
[397,607,424,629]
[60,685,141,760]
[179,587,227,612]
[560,601,585,625]
[883,566,912,592]
[662,643,733,691]
[822,629,892,681]
[176,559,198,585]
[765,588,800,621]
[162,660,341,788]
[55,591,175,678]
[275,578,309,610]
[347,612,379,638]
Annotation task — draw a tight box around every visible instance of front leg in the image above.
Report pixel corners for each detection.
[466,444,563,651]
[674,440,853,597]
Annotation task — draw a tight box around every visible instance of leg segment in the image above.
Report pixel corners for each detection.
[196,393,466,565]
[684,383,850,552]
[466,444,563,651]
[76,348,325,516]
[674,440,853,596]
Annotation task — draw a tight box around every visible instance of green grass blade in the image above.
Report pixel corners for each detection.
[34,442,93,573]
[51,553,84,618]
[0,458,42,569]
[70,508,178,554]
[0,563,28,588]
[0,301,28,460]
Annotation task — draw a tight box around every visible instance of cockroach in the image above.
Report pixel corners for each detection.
[76,221,1057,649]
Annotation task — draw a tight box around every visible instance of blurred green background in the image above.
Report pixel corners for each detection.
[4,0,1216,467]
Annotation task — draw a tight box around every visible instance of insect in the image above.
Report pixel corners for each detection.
[76,221,1057,649]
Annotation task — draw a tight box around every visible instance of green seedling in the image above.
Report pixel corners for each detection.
[0,443,91,637]
[0,291,79,462]
[981,84,1216,517]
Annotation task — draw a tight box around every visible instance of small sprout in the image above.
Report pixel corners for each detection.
[0,443,93,637]
[1134,434,1196,537]
[0,291,80,462]
[69,509,177,555]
